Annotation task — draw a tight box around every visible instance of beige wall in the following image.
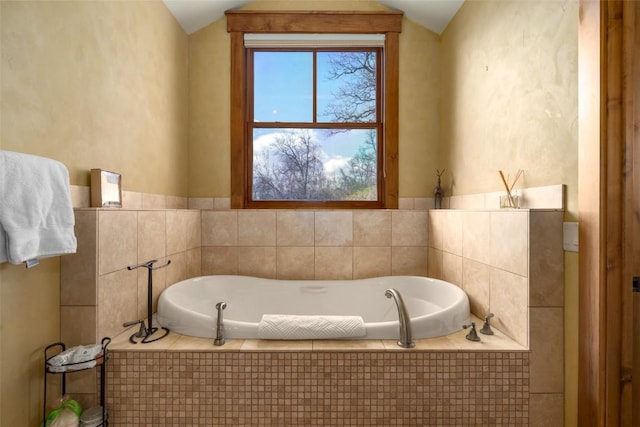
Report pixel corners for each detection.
[441,1,579,425]
[0,1,188,425]
[188,0,443,197]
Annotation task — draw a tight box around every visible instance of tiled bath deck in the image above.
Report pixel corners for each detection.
[105,319,529,426]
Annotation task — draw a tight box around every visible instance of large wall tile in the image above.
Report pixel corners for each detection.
[201,211,238,246]
[201,247,238,276]
[276,211,315,246]
[166,210,188,254]
[238,211,276,246]
[441,210,462,255]
[529,211,564,307]
[315,212,353,246]
[462,258,490,318]
[442,252,462,286]
[238,247,277,278]
[137,210,166,263]
[353,246,391,278]
[530,307,564,393]
[315,247,352,279]
[61,210,98,305]
[60,306,97,346]
[353,211,391,246]
[391,247,428,276]
[490,267,528,347]
[490,211,528,276]
[427,247,443,279]
[529,393,564,427]
[428,211,444,250]
[391,211,428,246]
[98,268,138,339]
[98,210,137,275]
[136,259,167,321]
[462,211,491,264]
[276,247,315,279]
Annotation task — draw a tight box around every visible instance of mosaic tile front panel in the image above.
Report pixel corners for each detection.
[106,351,529,426]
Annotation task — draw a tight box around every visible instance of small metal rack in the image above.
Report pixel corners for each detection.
[43,337,111,426]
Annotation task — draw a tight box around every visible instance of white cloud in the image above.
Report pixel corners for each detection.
[324,155,351,175]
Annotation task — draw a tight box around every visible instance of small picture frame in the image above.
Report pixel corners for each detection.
[90,169,122,208]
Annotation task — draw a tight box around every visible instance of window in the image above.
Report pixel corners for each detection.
[250,48,381,203]
[226,10,403,208]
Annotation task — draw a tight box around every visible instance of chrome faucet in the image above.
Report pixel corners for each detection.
[214,302,227,346]
[385,289,415,348]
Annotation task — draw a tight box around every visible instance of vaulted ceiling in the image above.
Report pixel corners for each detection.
[163,0,464,35]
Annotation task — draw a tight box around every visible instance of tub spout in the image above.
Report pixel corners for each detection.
[385,289,415,348]
[214,302,227,346]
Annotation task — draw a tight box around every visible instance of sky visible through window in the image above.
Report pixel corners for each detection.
[251,50,378,201]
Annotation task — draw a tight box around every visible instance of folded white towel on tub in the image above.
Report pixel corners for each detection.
[258,314,367,340]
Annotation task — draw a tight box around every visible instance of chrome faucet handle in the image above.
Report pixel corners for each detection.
[462,322,481,342]
[123,319,148,338]
[480,313,495,335]
[214,302,227,346]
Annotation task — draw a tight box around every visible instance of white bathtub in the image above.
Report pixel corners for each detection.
[156,275,470,340]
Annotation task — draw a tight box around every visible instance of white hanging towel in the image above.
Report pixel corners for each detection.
[257,314,367,340]
[0,151,77,266]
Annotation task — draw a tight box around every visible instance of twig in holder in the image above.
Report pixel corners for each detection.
[499,169,523,207]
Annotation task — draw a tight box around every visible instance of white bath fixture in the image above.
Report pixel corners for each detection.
[156,275,470,340]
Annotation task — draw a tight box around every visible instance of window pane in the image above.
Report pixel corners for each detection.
[252,128,378,201]
[253,52,313,122]
[317,51,377,123]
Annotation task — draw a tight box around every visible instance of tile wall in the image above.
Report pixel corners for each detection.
[106,350,529,426]
[427,209,565,424]
[59,208,202,407]
[200,210,429,279]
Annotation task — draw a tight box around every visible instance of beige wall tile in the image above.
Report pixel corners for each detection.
[353,247,391,278]
[201,211,238,246]
[201,247,238,275]
[490,267,528,347]
[238,246,276,278]
[165,251,186,287]
[442,210,462,255]
[188,197,214,210]
[166,195,188,209]
[392,211,428,246]
[61,210,97,305]
[98,268,138,339]
[238,211,276,246]
[121,191,142,209]
[61,306,97,346]
[186,210,202,250]
[353,211,391,246]
[70,185,90,208]
[142,193,166,209]
[315,247,353,279]
[166,210,191,255]
[98,210,138,275]
[462,211,491,264]
[529,393,564,427]
[427,247,443,279]
[137,210,166,263]
[397,198,414,209]
[213,198,231,210]
[442,252,462,286]
[391,247,428,276]
[414,198,433,210]
[428,211,444,250]
[490,211,529,277]
[276,247,315,280]
[276,211,315,246]
[462,258,491,318]
[530,211,564,307]
[186,247,202,279]
[530,307,564,393]
[315,211,353,246]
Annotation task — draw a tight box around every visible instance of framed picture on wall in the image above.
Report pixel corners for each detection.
[90,169,122,208]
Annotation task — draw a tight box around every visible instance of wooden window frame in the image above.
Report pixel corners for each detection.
[226,10,403,209]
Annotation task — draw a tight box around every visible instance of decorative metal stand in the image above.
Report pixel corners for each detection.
[126,259,171,344]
